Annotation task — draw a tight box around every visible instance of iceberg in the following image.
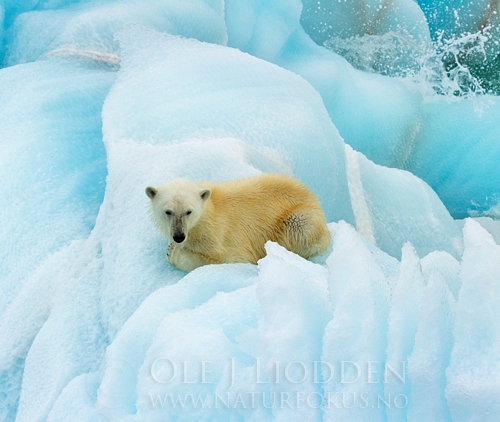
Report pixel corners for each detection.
[3,0,227,66]
[226,0,500,217]
[446,220,500,421]
[0,0,500,421]
[300,0,431,45]
[0,59,115,421]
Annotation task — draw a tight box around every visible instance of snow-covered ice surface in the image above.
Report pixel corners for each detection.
[1,0,500,421]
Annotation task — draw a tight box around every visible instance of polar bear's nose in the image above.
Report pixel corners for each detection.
[173,233,186,243]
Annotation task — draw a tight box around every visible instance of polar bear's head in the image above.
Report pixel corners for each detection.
[145,179,211,244]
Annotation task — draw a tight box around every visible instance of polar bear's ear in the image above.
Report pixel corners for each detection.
[200,188,211,201]
[145,186,158,199]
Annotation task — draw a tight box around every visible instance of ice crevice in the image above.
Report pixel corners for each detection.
[344,144,376,244]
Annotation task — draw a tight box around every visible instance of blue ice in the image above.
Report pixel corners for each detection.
[1,0,500,421]
[225,0,500,218]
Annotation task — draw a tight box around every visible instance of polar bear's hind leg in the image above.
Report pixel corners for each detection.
[278,207,331,259]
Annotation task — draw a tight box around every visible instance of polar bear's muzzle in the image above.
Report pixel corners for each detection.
[172,217,186,243]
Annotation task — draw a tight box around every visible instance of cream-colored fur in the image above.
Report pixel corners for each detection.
[146,174,331,272]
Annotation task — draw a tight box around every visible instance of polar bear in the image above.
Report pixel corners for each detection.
[145,174,331,272]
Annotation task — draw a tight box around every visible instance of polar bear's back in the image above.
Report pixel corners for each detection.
[191,173,329,263]
[209,173,319,205]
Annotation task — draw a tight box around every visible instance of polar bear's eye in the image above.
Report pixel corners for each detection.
[186,210,192,216]
[165,210,172,216]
